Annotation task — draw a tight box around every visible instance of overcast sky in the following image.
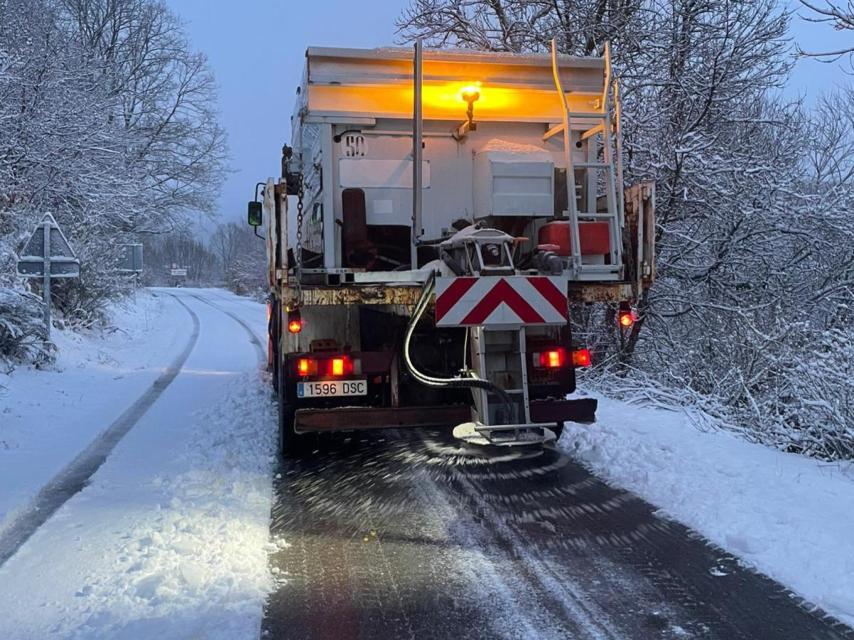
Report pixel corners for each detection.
[165,0,851,229]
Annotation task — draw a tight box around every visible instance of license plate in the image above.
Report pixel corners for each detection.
[297,380,367,398]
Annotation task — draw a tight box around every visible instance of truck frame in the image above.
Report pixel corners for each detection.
[252,41,655,455]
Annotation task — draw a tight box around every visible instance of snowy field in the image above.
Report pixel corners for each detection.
[0,289,277,640]
[561,396,854,628]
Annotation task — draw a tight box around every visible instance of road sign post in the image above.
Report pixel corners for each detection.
[16,213,80,338]
[43,219,51,333]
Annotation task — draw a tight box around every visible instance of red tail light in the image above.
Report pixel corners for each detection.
[296,358,316,376]
[287,308,303,334]
[618,302,636,328]
[328,356,353,377]
[537,348,566,369]
[572,348,592,367]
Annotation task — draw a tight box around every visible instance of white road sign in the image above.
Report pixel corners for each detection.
[15,213,80,338]
[16,213,80,278]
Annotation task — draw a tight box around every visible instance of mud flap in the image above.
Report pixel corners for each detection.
[530,398,598,424]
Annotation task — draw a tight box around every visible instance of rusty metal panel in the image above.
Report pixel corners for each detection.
[291,285,424,307]
[566,283,634,303]
[624,181,656,296]
[264,178,277,290]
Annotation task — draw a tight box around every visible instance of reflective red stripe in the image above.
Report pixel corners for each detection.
[435,277,478,322]
[527,277,568,319]
[461,278,545,325]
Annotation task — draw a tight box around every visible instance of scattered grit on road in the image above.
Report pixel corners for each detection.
[263,430,854,640]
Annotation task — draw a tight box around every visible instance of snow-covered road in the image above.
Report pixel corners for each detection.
[0,288,277,639]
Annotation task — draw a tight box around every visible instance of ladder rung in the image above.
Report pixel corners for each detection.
[574,162,611,169]
[543,118,608,142]
[580,124,605,141]
[567,112,608,119]
[578,212,617,219]
[543,123,564,141]
[578,265,622,272]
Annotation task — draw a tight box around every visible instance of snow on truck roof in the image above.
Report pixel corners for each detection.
[298,46,608,124]
[305,46,604,68]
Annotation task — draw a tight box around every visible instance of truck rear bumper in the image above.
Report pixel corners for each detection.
[294,404,472,433]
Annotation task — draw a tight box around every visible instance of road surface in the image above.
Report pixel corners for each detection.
[0,288,850,639]
[262,429,853,639]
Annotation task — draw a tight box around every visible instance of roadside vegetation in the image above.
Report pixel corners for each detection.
[0,0,226,368]
[139,223,265,296]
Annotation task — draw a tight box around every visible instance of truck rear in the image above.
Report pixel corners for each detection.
[251,42,654,455]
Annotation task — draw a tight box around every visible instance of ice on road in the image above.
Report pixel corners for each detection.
[0,289,277,640]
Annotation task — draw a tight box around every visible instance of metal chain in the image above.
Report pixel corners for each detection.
[294,171,304,307]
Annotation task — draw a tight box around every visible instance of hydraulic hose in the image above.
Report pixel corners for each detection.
[403,273,513,409]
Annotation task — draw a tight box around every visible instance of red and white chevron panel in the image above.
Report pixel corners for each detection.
[434,276,568,328]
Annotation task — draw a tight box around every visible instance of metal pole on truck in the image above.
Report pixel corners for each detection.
[411,37,423,270]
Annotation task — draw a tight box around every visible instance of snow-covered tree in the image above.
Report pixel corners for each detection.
[61,0,228,227]
[0,0,227,361]
[0,0,225,360]
[798,0,854,68]
[142,229,219,287]
[211,222,266,295]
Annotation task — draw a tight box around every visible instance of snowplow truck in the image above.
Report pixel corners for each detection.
[251,42,655,455]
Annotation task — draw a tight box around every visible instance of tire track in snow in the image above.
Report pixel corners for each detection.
[0,293,200,568]
[186,292,266,363]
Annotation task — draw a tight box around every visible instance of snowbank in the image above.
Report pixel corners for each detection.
[560,395,854,627]
[54,373,277,640]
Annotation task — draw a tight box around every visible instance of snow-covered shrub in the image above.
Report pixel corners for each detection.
[766,327,854,460]
[0,288,54,369]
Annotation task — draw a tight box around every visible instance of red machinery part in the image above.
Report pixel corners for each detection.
[538,221,610,256]
[295,355,357,378]
[538,348,566,368]
[572,348,592,367]
[617,302,636,328]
